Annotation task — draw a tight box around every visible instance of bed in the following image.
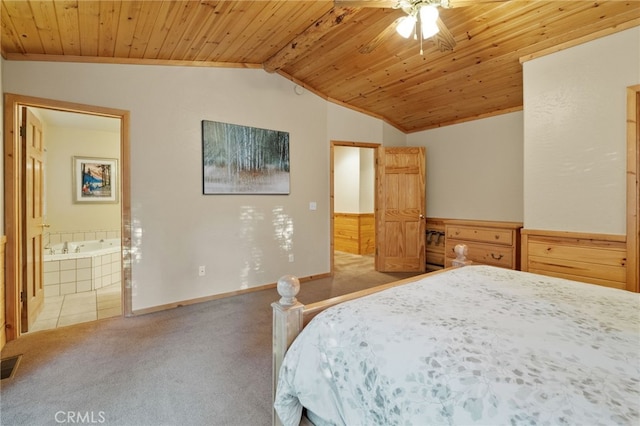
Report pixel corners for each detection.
[271,255,640,426]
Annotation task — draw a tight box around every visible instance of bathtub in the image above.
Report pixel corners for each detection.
[44,238,122,296]
[45,238,121,261]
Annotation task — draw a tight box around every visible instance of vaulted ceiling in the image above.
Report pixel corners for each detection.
[2,0,639,132]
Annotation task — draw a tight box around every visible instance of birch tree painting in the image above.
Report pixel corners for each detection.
[202,120,290,194]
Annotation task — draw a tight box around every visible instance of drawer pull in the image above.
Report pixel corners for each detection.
[490,253,504,260]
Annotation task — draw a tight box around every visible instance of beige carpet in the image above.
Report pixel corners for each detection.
[0,252,423,426]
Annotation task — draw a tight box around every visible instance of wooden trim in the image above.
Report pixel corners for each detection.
[120,111,133,316]
[331,140,380,149]
[521,228,626,242]
[1,235,7,350]
[426,217,447,229]
[445,219,523,230]
[2,53,262,69]
[132,272,331,317]
[3,93,132,341]
[519,19,640,64]
[303,270,445,324]
[3,94,22,342]
[520,231,529,273]
[626,85,640,293]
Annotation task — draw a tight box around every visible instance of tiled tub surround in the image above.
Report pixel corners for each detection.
[44,232,122,298]
[45,229,120,247]
[44,247,121,297]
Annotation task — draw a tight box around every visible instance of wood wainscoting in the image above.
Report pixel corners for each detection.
[521,229,628,290]
[334,213,375,255]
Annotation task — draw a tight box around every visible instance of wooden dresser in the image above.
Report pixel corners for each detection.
[444,220,522,270]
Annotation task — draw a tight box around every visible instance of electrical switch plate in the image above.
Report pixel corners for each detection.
[309,201,317,211]
[198,266,206,276]
[288,254,294,262]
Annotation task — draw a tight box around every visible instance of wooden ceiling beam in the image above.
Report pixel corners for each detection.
[262,6,359,73]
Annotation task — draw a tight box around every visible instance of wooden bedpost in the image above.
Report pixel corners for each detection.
[272,274,304,426]
[451,243,472,267]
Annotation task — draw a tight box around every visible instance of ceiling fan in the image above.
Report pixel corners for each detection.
[335,0,502,54]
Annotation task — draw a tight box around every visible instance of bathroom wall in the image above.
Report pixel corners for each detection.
[43,120,121,236]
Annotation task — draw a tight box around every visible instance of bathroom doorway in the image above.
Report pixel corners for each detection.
[29,107,122,332]
[3,94,131,341]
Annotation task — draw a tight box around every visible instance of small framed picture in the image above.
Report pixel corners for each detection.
[72,156,119,204]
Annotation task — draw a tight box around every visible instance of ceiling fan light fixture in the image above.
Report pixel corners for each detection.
[421,20,440,39]
[419,4,439,24]
[396,15,417,39]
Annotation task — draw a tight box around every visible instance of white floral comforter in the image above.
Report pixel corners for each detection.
[274,265,640,426]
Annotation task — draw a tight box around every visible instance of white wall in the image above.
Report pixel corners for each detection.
[328,103,384,143]
[359,148,374,212]
[523,27,640,234]
[334,146,374,213]
[3,61,344,311]
[407,111,524,221]
[334,147,360,212]
[44,124,121,234]
[328,102,407,147]
[382,122,407,147]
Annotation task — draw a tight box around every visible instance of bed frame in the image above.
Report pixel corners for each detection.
[271,244,471,425]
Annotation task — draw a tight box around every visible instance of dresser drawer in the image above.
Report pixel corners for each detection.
[446,239,514,268]
[446,226,513,246]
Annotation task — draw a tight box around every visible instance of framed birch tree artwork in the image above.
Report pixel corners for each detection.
[201,120,290,194]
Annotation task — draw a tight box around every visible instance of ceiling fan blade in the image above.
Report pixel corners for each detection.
[359,17,403,54]
[432,17,456,51]
[334,0,398,8]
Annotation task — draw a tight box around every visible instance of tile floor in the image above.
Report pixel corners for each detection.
[28,283,122,333]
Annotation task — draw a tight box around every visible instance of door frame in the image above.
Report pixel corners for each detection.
[627,85,639,292]
[3,93,132,341]
[330,140,380,274]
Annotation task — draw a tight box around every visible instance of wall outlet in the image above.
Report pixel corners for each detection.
[198,265,206,276]
[288,254,294,262]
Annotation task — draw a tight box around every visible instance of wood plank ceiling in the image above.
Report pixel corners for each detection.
[2,0,639,132]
